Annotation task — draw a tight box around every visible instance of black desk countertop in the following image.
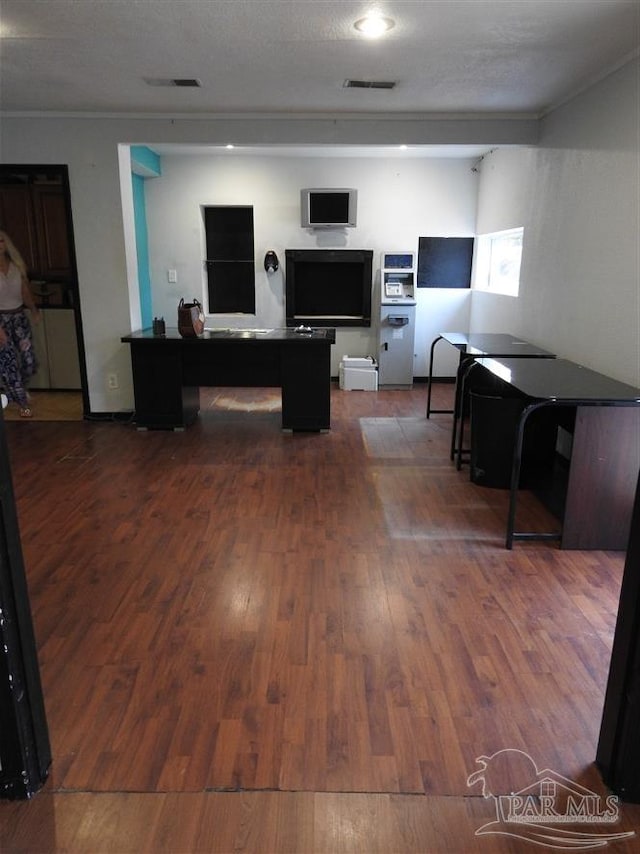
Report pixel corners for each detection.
[426,332,556,421]
[122,327,336,344]
[475,356,640,404]
[441,332,555,358]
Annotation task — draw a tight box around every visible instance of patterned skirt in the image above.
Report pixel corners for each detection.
[0,309,38,407]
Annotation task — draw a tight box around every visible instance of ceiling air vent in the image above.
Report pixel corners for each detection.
[144,78,202,87]
[343,79,396,90]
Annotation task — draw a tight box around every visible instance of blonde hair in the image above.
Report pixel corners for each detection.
[0,230,27,278]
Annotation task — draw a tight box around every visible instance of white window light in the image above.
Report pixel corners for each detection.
[473,227,524,297]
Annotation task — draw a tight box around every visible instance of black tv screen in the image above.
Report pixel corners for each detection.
[300,188,357,228]
[310,193,348,224]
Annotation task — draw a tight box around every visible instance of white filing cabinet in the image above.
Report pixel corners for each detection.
[30,308,81,389]
[378,301,416,387]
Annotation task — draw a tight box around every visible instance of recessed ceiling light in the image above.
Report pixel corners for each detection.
[143,77,201,87]
[225,144,235,149]
[343,78,396,89]
[354,14,395,38]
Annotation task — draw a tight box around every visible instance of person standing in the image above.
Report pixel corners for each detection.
[0,230,41,417]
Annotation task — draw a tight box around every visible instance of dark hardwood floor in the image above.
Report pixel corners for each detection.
[1,383,639,852]
[2,390,83,421]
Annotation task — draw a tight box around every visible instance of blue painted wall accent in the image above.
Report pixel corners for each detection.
[130,146,161,329]
[131,145,161,177]
[132,172,153,328]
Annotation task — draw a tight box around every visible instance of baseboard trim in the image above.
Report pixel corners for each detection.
[331,376,456,384]
[84,411,135,423]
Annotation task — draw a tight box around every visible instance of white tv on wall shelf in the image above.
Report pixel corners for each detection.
[300,188,357,228]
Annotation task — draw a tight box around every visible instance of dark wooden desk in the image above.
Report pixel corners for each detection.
[473,357,640,550]
[121,327,336,431]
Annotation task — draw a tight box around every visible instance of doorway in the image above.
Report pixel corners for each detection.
[0,165,88,419]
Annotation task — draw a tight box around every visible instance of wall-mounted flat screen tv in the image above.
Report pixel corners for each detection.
[300,188,357,228]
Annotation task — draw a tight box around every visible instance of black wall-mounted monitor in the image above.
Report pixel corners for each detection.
[300,188,358,228]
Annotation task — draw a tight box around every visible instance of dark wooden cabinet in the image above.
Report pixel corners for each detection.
[0,181,71,281]
[0,186,39,272]
[31,185,71,278]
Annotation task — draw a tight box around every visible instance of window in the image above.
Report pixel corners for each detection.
[204,206,255,314]
[474,227,523,297]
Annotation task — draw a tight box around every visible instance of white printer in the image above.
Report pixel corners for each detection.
[339,356,378,391]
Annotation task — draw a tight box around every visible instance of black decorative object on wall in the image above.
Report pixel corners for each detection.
[264,250,279,274]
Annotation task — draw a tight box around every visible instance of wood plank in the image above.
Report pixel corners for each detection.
[1,383,638,847]
[2,790,640,852]
[563,407,640,549]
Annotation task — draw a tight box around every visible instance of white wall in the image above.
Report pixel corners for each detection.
[0,57,637,411]
[472,146,537,334]
[143,153,476,376]
[0,114,529,412]
[471,58,640,386]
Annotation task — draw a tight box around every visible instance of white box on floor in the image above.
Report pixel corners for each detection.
[339,356,378,391]
[341,356,376,370]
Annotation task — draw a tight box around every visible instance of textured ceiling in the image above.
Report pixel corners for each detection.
[0,0,638,117]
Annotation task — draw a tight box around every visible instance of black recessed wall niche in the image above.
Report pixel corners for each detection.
[204,206,255,314]
[285,249,372,327]
[417,237,474,288]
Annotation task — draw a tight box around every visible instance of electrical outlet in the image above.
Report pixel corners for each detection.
[168,269,177,283]
[107,373,119,390]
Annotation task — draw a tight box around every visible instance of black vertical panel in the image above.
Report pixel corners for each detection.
[207,261,256,314]
[417,237,474,288]
[596,473,640,801]
[204,206,255,314]
[280,340,331,430]
[0,412,51,799]
[204,206,254,260]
